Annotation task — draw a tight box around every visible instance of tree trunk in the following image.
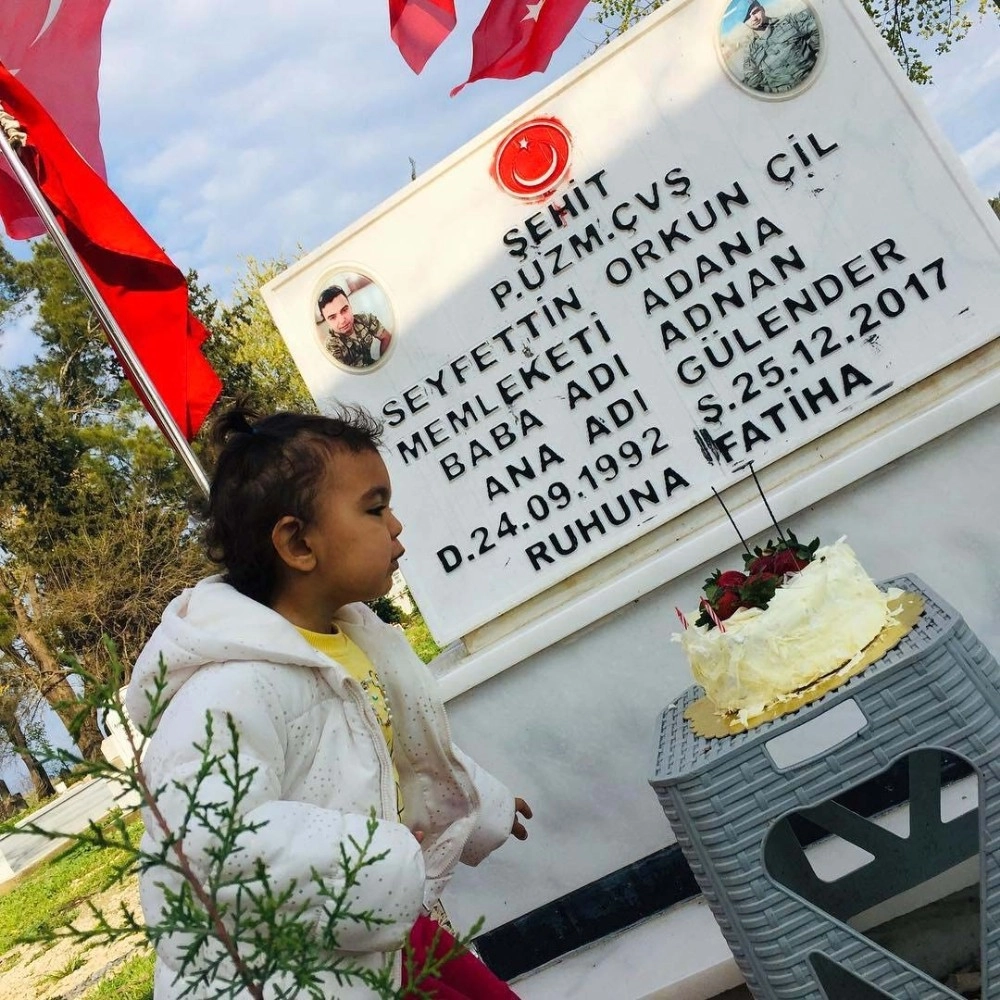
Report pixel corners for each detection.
[38,672,105,760]
[0,647,105,762]
[8,588,105,760]
[73,705,105,761]
[1,712,55,799]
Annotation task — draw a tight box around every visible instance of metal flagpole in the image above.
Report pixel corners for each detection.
[0,115,211,497]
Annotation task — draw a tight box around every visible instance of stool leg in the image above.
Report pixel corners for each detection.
[808,953,895,998]
[977,758,1000,998]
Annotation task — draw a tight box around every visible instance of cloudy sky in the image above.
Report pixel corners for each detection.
[0,0,997,373]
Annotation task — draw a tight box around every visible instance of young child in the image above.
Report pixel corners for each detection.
[126,405,531,999]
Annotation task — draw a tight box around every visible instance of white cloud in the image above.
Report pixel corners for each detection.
[92,1,592,295]
[922,21,1000,117]
[919,15,1000,194]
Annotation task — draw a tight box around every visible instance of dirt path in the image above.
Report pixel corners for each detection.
[0,875,148,1000]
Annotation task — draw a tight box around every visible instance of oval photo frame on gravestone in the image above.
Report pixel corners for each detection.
[312,267,398,374]
[716,0,825,101]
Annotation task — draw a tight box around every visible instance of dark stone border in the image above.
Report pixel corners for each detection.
[477,754,975,981]
[476,843,697,981]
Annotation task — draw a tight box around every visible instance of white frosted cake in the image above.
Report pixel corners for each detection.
[675,539,893,717]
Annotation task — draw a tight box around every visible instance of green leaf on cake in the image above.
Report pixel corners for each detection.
[738,572,781,609]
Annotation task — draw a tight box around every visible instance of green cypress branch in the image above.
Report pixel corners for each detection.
[1,643,485,998]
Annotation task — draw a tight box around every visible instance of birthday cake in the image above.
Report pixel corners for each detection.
[675,534,894,717]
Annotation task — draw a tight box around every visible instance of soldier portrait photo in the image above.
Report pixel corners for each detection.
[313,271,395,371]
[718,0,822,97]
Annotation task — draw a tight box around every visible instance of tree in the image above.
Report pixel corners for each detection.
[201,257,314,415]
[858,0,995,84]
[0,242,318,771]
[990,192,1000,220]
[0,671,54,798]
[592,0,667,35]
[0,378,106,759]
[0,239,209,761]
[591,0,997,85]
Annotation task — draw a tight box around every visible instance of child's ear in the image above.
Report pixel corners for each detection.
[272,516,316,572]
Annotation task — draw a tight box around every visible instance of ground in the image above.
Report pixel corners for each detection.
[0,874,150,1000]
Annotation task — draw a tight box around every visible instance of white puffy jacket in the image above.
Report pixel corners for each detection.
[125,577,515,999]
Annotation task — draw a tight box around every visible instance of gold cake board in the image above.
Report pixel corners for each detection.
[684,592,925,739]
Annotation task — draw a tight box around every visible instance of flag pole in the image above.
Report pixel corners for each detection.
[0,123,211,497]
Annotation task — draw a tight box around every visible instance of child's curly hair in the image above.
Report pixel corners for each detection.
[204,403,383,605]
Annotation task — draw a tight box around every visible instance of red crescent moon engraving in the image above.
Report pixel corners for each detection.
[512,143,560,189]
[492,118,572,203]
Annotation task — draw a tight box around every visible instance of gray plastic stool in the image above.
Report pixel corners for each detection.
[649,575,1000,998]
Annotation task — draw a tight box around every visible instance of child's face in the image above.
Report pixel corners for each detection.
[303,447,404,612]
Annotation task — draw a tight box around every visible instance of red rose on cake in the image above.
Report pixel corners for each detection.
[694,532,820,629]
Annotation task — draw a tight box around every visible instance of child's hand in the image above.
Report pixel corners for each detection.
[412,829,425,844]
[511,797,532,840]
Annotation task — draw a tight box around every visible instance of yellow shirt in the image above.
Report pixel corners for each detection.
[296,625,403,818]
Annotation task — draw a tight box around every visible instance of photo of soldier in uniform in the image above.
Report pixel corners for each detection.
[718,0,821,97]
[313,271,395,371]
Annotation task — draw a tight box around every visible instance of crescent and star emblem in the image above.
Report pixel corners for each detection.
[492,118,572,203]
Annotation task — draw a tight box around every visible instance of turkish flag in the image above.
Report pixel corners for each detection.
[0,0,110,239]
[390,0,457,73]
[0,63,222,440]
[452,0,590,96]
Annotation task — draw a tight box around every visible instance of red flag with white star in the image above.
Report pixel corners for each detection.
[0,0,110,238]
[390,0,457,73]
[0,62,222,439]
[452,0,591,96]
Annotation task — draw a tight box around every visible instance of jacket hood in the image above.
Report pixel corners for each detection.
[125,576,368,730]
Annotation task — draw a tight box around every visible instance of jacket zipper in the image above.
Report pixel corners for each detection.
[345,678,396,821]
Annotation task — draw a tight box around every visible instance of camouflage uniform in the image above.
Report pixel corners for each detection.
[742,10,820,94]
[325,312,384,368]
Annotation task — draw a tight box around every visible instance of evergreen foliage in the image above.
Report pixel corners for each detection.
[3,647,478,998]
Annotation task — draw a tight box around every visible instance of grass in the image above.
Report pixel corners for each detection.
[40,952,86,982]
[403,610,442,663]
[81,950,154,1000]
[0,814,144,952]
